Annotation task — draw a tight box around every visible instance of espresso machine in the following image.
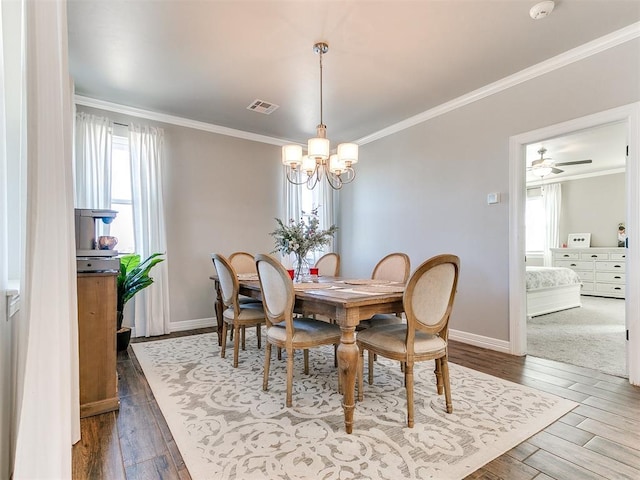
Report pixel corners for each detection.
[75,208,121,272]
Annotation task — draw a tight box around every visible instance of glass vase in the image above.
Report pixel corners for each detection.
[293,255,310,282]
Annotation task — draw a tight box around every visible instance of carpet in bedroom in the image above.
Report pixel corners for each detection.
[527,295,626,377]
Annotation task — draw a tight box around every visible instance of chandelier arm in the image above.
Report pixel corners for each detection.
[286,168,310,186]
[325,171,344,190]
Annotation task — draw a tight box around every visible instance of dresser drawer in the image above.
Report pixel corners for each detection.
[581,282,594,293]
[555,260,592,270]
[554,252,579,260]
[581,252,608,260]
[596,272,625,283]
[595,261,625,272]
[577,271,594,281]
[595,283,625,296]
[610,252,627,261]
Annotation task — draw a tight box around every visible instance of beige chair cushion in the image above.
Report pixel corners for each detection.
[267,318,341,344]
[357,313,403,330]
[223,303,265,323]
[356,324,446,355]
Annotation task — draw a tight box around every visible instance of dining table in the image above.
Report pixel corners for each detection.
[210,274,405,434]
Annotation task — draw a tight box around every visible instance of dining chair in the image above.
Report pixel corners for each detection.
[356,254,460,428]
[228,251,263,343]
[211,253,266,368]
[357,252,411,330]
[255,253,341,407]
[314,252,340,277]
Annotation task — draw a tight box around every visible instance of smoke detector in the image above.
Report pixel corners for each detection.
[530,1,555,20]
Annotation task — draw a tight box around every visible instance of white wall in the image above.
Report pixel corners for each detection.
[339,39,640,343]
[560,173,625,247]
[77,106,282,330]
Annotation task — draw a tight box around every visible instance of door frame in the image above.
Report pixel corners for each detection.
[508,102,640,385]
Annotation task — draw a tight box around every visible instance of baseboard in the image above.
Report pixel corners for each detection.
[163,319,512,354]
[449,329,512,354]
[170,317,216,332]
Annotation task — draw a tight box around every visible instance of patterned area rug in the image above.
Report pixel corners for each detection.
[132,333,576,480]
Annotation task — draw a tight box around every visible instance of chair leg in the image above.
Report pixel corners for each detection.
[220,322,228,358]
[233,324,240,368]
[286,348,294,407]
[256,324,262,349]
[241,326,246,350]
[368,350,375,385]
[230,327,233,341]
[263,343,272,391]
[405,362,415,428]
[441,356,453,414]
[277,347,282,360]
[434,358,444,395]
[303,349,309,375]
[334,344,338,367]
[357,347,365,402]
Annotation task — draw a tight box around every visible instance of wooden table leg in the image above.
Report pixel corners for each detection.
[337,325,358,434]
[213,280,224,346]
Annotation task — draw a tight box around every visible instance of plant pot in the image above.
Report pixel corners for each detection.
[117,327,132,352]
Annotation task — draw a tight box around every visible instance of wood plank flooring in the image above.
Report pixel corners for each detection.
[72,328,640,479]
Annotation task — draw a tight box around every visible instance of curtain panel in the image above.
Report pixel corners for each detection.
[13,1,80,478]
[73,112,112,210]
[129,123,171,337]
[543,183,562,267]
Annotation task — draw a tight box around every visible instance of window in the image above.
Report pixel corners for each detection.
[109,135,135,253]
[526,190,545,253]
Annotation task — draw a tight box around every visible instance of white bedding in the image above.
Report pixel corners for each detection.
[526,266,582,291]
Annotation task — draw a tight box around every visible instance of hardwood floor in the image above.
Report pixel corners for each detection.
[72,328,640,479]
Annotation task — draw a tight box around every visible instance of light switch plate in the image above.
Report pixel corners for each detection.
[487,192,500,205]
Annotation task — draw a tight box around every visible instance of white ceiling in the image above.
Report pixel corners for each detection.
[68,1,640,153]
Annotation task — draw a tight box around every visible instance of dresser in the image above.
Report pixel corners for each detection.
[551,247,626,298]
[77,272,119,417]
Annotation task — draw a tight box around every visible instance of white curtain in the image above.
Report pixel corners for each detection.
[13,1,80,479]
[315,175,336,259]
[543,183,562,266]
[74,112,112,210]
[129,123,170,336]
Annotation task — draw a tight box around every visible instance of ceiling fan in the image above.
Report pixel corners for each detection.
[528,147,592,177]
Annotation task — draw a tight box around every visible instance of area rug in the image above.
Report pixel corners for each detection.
[527,295,626,377]
[132,333,576,480]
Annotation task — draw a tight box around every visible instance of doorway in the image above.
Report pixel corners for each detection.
[523,123,627,376]
[508,102,640,386]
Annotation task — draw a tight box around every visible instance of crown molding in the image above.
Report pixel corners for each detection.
[74,96,287,147]
[356,22,640,146]
[75,22,640,148]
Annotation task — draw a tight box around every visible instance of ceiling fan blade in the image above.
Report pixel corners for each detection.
[551,167,564,174]
[554,159,593,166]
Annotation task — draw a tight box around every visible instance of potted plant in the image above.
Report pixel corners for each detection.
[117,252,165,351]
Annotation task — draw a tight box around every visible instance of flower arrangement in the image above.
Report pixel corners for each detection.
[270,209,338,280]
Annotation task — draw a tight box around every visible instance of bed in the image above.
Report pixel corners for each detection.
[526,266,582,317]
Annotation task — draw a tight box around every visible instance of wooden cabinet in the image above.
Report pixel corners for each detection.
[551,247,626,299]
[77,272,119,417]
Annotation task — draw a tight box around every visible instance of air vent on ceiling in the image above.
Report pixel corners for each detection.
[246,99,279,115]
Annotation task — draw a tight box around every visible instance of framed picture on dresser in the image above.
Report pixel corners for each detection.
[567,233,591,248]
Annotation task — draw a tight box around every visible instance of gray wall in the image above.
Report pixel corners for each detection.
[338,39,640,342]
[77,106,282,327]
[560,173,625,247]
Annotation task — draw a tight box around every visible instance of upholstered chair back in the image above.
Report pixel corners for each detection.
[229,251,257,274]
[255,254,294,329]
[314,252,340,277]
[372,252,410,283]
[211,253,239,309]
[405,254,460,337]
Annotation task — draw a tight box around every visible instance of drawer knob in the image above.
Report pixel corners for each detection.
[614,276,621,279]
[614,287,621,290]
[614,265,621,268]
[591,255,597,258]
[570,263,577,267]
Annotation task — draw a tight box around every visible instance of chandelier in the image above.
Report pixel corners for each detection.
[281,42,358,190]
